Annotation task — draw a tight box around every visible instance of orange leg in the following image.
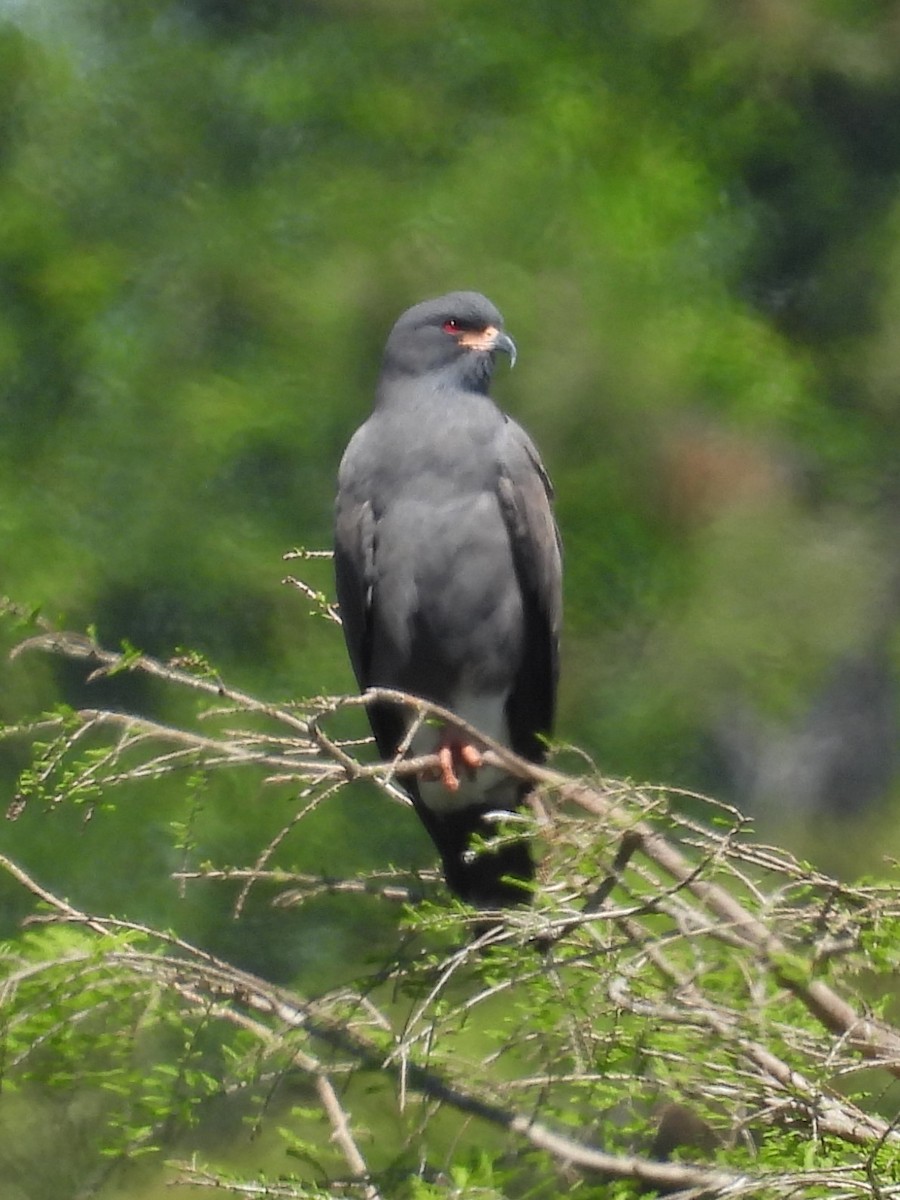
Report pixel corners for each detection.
[425,729,484,792]
[459,743,483,770]
[437,744,459,792]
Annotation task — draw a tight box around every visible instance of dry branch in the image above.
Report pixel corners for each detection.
[5,629,900,1196]
[0,852,788,1197]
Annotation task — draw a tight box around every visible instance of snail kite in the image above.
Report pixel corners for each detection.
[334,292,562,906]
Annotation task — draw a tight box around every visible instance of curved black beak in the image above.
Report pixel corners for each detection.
[457,324,518,367]
[491,329,517,368]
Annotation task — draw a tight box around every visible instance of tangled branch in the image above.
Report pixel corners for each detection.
[3,627,900,1196]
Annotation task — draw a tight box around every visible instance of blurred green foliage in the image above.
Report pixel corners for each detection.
[3,0,900,1181]
[3,0,900,1193]
[3,0,900,883]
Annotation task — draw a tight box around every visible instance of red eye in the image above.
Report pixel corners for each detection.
[442,319,459,334]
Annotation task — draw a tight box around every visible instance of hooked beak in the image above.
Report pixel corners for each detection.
[457,324,517,368]
[491,329,517,368]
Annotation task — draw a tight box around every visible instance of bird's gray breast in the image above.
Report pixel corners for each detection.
[370,489,524,699]
[355,399,526,704]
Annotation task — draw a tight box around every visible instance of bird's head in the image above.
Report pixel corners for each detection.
[380,291,516,392]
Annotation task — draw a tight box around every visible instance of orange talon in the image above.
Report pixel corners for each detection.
[438,744,460,791]
[418,730,484,791]
[459,743,483,770]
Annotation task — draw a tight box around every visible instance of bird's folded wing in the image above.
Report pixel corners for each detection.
[496,419,563,754]
[497,419,562,636]
[334,491,377,688]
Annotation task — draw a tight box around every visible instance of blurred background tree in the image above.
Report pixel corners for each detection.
[2,0,900,1191]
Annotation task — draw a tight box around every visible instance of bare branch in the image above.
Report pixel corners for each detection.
[6,628,900,1196]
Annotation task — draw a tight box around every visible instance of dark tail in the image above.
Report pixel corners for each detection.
[367,698,535,907]
[432,805,534,908]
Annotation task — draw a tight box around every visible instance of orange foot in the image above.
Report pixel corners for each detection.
[423,730,484,792]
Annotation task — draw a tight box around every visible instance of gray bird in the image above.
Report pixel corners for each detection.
[334,292,562,906]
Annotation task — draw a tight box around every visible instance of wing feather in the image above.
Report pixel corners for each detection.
[496,419,563,759]
[333,491,376,688]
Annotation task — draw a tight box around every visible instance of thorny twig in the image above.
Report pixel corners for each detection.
[5,628,900,1196]
[0,853,813,1198]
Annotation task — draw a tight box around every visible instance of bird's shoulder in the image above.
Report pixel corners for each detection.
[497,416,556,503]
